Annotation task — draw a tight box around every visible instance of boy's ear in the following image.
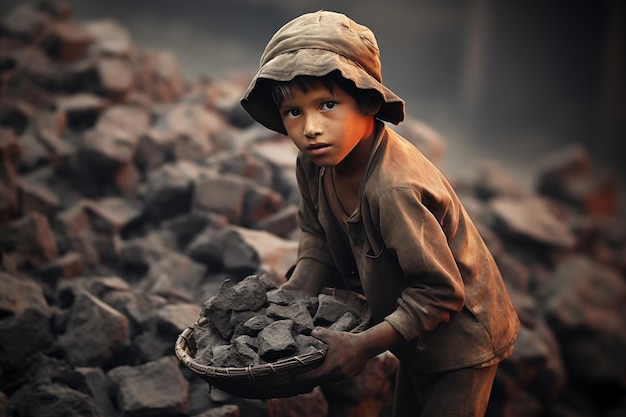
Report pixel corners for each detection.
[361,92,383,116]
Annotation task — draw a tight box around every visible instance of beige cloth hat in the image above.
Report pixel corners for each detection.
[240,10,405,135]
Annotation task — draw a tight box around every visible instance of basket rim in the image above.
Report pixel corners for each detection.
[175,316,329,380]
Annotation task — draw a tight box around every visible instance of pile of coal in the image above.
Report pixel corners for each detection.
[192,275,363,368]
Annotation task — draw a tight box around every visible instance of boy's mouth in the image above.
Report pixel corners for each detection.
[305,142,331,156]
[306,142,330,150]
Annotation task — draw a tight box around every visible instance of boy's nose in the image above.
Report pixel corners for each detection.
[303,114,322,138]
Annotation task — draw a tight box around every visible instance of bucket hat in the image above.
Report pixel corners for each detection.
[240,10,405,135]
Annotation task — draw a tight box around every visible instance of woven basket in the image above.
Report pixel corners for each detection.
[174,288,370,399]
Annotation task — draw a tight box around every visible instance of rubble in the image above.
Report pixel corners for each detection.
[0,2,624,417]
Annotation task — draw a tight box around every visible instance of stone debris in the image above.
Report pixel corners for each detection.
[0,2,624,417]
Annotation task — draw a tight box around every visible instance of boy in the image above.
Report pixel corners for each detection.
[240,10,519,417]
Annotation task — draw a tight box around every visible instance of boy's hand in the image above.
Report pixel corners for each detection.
[293,321,405,387]
[306,327,371,382]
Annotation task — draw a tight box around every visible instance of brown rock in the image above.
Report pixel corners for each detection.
[391,116,447,166]
[193,174,248,223]
[0,3,51,40]
[56,93,108,130]
[45,21,93,62]
[96,57,134,99]
[195,404,240,417]
[38,251,84,284]
[266,387,328,417]
[489,196,576,249]
[133,49,184,103]
[18,176,61,216]
[1,211,58,268]
[0,271,52,317]
[80,126,138,169]
[83,19,134,56]
[83,197,143,234]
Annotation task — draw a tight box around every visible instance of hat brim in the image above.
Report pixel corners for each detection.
[241,49,405,135]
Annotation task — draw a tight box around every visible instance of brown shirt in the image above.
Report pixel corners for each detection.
[292,121,520,372]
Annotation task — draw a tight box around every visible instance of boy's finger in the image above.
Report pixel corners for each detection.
[311,326,329,340]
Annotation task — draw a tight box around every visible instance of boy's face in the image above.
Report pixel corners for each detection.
[278,80,377,168]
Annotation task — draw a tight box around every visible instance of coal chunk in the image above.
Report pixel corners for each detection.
[266,301,315,335]
[232,275,267,311]
[313,293,360,326]
[328,311,359,332]
[257,319,297,361]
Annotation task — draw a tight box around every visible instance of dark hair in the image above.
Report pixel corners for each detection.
[270,70,381,115]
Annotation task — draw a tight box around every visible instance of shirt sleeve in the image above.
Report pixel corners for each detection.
[377,186,466,342]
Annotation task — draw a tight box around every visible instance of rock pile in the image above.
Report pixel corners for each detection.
[0,2,625,417]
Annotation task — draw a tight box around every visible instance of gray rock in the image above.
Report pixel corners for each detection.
[160,211,226,251]
[294,334,327,354]
[241,315,275,336]
[10,383,101,417]
[101,290,167,337]
[142,160,209,222]
[211,342,260,368]
[257,319,297,361]
[56,289,129,367]
[231,275,268,312]
[140,252,206,302]
[266,301,315,335]
[187,227,260,277]
[202,279,237,340]
[119,232,168,275]
[328,311,359,332]
[313,293,360,326]
[230,309,264,339]
[193,323,228,364]
[0,308,54,368]
[108,356,188,417]
[77,367,121,417]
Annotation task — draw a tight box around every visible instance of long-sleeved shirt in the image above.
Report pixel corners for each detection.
[290,121,519,372]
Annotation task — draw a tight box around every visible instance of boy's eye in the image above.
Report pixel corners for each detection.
[322,102,336,110]
[283,108,300,118]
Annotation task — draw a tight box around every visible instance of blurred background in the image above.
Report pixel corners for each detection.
[2,0,624,187]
